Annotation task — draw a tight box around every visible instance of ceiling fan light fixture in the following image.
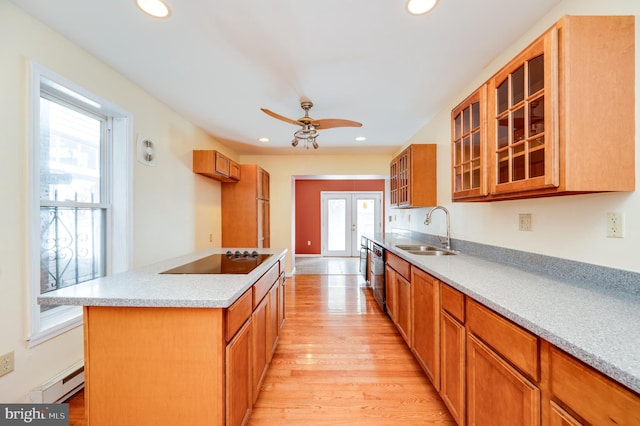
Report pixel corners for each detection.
[136,0,171,18]
[406,0,438,15]
[291,139,299,147]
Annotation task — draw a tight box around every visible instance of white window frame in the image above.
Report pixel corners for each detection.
[28,62,133,347]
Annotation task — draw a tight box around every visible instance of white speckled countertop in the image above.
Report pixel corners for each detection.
[370,233,640,394]
[38,248,287,309]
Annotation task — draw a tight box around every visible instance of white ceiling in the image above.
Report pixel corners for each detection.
[11,0,561,155]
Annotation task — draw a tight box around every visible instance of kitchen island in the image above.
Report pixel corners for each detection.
[39,248,287,426]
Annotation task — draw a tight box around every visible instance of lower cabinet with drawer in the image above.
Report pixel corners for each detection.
[226,259,284,424]
[545,342,640,425]
[412,266,441,389]
[386,251,412,346]
[385,250,640,426]
[439,283,466,425]
[466,298,541,426]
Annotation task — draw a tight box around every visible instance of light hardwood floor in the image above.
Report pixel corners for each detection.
[249,274,454,425]
[67,273,454,425]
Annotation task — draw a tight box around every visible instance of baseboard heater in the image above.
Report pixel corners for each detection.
[29,360,84,403]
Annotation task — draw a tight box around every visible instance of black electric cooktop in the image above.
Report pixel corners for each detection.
[161,251,272,275]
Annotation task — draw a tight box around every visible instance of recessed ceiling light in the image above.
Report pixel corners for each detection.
[258,137,269,143]
[406,0,438,15]
[355,136,367,142]
[136,0,171,18]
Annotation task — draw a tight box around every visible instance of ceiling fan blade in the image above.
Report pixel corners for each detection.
[314,118,362,130]
[260,108,302,126]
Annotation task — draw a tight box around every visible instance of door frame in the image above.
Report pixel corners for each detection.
[320,191,383,257]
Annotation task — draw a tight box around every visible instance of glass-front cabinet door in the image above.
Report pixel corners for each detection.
[488,27,558,196]
[452,85,487,200]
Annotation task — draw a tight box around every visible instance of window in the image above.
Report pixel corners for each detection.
[29,63,133,346]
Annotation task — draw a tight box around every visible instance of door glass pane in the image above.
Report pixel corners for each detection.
[454,141,462,166]
[463,136,470,163]
[512,145,525,181]
[327,199,346,251]
[462,107,470,135]
[471,101,480,130]
[463,164,471,190]
[472,160,480,189]
[497,115,509,149]
[454,113,461,140]
[512,107,525,143]
[530,146,545,178]
[528,54,544,95]
[511,65,525,105]
[356,199,375,247]
[529,96,544,137]
[454,166,462,192]
[497,79,508,114]
[497,151,509,184]
[472,131,480,158]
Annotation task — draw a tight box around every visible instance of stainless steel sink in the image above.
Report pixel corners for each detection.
[395,244,458,256]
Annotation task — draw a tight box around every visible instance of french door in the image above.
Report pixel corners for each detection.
[321,192,382,257]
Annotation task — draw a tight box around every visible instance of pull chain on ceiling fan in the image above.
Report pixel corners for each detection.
[261,100,362,149]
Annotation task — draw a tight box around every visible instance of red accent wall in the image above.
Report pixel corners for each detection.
[295,179,385,254]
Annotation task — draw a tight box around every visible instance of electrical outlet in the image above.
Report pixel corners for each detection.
[0,351,14,377]
[607,212,624,238]
[519,213,533,231]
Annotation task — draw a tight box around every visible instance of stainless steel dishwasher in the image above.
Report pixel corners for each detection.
[369,242,385,312]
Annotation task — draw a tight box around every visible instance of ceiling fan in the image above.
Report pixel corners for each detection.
[261,100,362,149]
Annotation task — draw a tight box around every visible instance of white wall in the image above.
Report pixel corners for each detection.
[0,0,234,402]
[392,0,640,272]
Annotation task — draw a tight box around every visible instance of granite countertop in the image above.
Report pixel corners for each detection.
[368,232,640,394]
[38,248,287,309]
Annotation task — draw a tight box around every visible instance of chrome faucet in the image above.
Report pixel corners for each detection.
[425,206,451,250]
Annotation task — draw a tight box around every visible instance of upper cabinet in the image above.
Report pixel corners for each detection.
[452,86,488,201]
[193,150,240,183]
[222,164,270,248]
[452,15,635,202]
[390,144,437,208]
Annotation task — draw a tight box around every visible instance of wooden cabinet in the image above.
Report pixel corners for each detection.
[546,343,640,425]
[453,15,635,202]
[466,299,540,425]
[452,86,488,201]
[251,261,280,403]
[226,319,253,426]
[277,272,286,329]
[82,257,284,426]
[439,284,466,425]
[467,334,540,426]
[389,157,399,206]
[252,292,269,403]
[222,164,270,248]
[257,167,270,201]
[385,252,412,346]
[267,277,279,361]
[389,144,437,208]
[411,267,440,389]
[193,150,240,182]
